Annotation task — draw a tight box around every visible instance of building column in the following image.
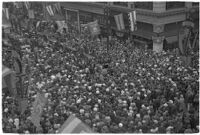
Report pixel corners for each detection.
[152,23,165,52]
[153,24,164,34]
[153,2,166,13]
[152,36,165,53]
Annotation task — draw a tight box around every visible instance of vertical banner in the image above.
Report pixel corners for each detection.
[128,10,137,31]
[152,36,164,53]
[114,13,125,31]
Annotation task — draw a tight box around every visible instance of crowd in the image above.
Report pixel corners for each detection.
[2,21,199,133]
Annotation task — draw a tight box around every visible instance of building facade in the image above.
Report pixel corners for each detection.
[58,2,199,48]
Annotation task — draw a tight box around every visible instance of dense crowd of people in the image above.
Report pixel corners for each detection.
[2,21,199,133]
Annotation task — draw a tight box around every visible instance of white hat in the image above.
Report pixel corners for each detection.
[136,114,140,118]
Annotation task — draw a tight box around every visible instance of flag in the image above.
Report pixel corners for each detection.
[18,98,28,114]
[114,13,125,31]
[31,92,47,128]
[54,3,61,14]
[128,10,137,31]
[2,65,13,78]
[36,21,40,28]
[58,114,94,133]
[12,50,22,74]
[28,10,35,19]
[87,20,100,36]
[24,2,30,10]
[3,8,9,20]
[14,2,23,8]
[46,5,54,16]
[2,65,17,96]
[178,29,186,55]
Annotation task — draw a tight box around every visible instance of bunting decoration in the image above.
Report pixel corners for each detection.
[114,13,125,31]
[128,10,137,31]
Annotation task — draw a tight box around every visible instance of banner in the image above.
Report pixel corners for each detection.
[128,10,137,31]
[28,10,35,19]
[56,20,68,33]
[114,13,125,31]
[87,20,100,36]
[31,92,47,128]
[58,114,93,133]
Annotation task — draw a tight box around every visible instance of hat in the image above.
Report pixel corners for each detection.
[163,103,168,107]
[169,100,173,104]
[136,114,140,118]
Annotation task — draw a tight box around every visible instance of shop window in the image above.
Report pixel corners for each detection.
[166,2,185,10]
[134,2,153,10]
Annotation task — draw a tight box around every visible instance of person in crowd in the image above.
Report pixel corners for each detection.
[2,20,199,133]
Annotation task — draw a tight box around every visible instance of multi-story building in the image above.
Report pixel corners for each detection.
[57,2,199,49]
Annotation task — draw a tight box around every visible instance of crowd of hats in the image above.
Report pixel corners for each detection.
[2,25,199,133]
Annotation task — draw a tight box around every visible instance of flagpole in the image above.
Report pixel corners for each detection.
[104,4,110,54]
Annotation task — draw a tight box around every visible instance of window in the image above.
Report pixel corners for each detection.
[113,2,128,7]
[137,22,153,32]
[192,2,199,6]
[96,2,107,4]
[166,2,185,10]
[164,22,182,32]
[134,2,153,10]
